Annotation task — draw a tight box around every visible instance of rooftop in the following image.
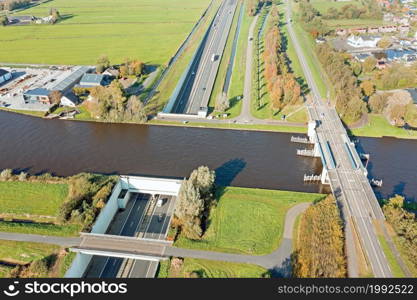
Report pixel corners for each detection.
[80,73,104,84]
[0,68,10,77]
[24,88,50,96]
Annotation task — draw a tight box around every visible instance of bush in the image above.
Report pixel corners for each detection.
[0,169,13,181]
[18,171,27,181]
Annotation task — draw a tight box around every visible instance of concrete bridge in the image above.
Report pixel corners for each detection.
[294,99,392,278]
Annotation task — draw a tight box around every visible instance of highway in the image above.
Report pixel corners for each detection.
[80,194,176,278]
[284,0,392,277]
[171,0,238,114]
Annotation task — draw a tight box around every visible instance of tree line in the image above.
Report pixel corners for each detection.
[263,5,301,113]
[247,0,270,16]
[323,0,382,21]
[0,0,30,11]
[317,43,367,123]
[292,195,347,278]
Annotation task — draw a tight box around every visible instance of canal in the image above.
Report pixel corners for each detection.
[0,111,416,202]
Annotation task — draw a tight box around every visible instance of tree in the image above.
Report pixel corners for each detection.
[0,169,12,181]
[377,36,392,49]
[49,90,62,104]
[363,56,377,73]
[0,15,7,26]
[96,55,110,74]
[174,166,216,239]
[360,80,375,97]
[368,93,388,113]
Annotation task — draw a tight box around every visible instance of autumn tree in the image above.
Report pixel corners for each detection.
[49,90,62,104]
[363,56,377,73]
[360,80,375,97]
[293,195,347,278]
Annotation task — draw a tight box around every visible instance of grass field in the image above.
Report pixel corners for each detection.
[350,114,417,139]
[310,0,362,14]
[0,240,59,265]
[0,181,68,218]
[145,0,221,114]
[0,221,81,236]
[0,0,210,65]
[157,258,269,278]
[175,186,324,255]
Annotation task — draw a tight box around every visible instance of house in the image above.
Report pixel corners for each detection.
[60,92,79,107]
[0,68,12,85]
[398,25,410,33]
[350,27,367,34]
[103,68,120,78]
[379,25,397,33]
[79,73,105,87]
[347,35,381,48]
[23,88,51,105]
[368,27,379,34]
[119,77,137,90]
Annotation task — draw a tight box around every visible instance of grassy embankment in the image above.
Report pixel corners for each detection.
[145,0,222,115]
[250,4,308,122]
[0,0,210,65]
[0,180,80,236]
[0,240,74,278]
[157,258,269,278]
[207,1,244,119]
[149,119,307,133]
[175,186,324,255]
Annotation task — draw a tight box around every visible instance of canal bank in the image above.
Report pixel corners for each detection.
[0,110,416,202]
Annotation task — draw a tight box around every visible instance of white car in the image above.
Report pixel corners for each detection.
[157,199,163,207]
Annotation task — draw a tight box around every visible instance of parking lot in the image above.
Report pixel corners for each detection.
[0,66,79,111]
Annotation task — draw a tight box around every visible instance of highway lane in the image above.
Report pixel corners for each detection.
[99,193,150,278]
[285,0,391,277]
[171,0,238,115]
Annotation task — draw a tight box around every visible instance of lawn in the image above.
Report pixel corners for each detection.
[310,0,362,14]
[376,235,405,278]
[0,181,68,219]
[157,258,269,278]
[0,240,59,265]
[0,0,210,65]
[0,221,81,237]
[350,114,417,139]
[175,186,324,255]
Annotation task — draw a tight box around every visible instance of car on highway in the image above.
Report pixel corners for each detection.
[157,198,164,207]
[158,214,163,222]
[211,54,218,62]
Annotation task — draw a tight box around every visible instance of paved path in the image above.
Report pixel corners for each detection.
[0,203,310,277]
[0,232,81,247]
[235,14,258,122]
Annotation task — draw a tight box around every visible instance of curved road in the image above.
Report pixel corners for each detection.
[0,203,310,277]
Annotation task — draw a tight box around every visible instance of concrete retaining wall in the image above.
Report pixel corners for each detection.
[64,253,93,278]
[90,180,122,234]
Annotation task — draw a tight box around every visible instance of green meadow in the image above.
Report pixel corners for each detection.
[0,0,210,65]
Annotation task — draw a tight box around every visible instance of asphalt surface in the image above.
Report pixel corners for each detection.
[99,193,150,278]
[171,0,238,114]
[284,0,392,277]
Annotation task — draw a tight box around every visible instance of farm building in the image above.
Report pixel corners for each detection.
[52,66,91,93]
[79,74,106,87]
[23,88,51,105]
[60,92,79,107]
[347,35,381,48]
[0,68,12,84]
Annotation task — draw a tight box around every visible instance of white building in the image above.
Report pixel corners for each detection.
[0,69,12,85]
[347,35,381,48]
